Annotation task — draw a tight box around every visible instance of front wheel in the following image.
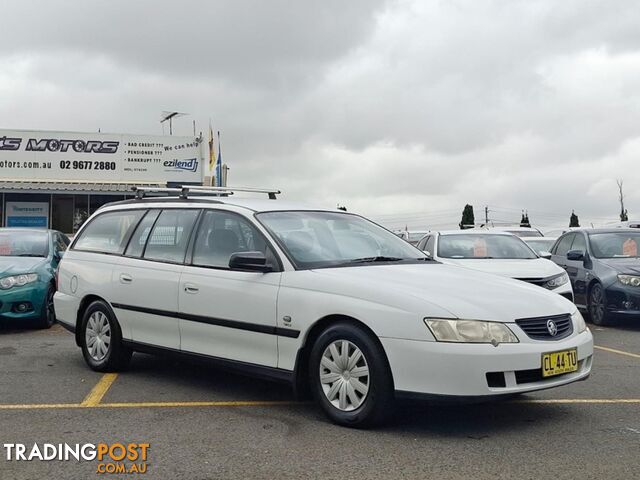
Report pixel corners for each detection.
[308,323,393,428]
[38,284,56,329]
[80,300,132,372]
[589,283,610,326]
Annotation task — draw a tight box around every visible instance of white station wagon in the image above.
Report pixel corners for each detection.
[54,187,593,427]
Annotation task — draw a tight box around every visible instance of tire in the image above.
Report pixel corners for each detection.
[80,300,132,372]
[38,283,56,329]
[588,282,610,326]
[308,322,393,428]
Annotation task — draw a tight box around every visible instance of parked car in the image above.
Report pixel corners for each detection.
[549,228,640,325]
[54,187,592,427]
[475,226,544,238]
[523,237,557,256]
[0,228,69,328]
[394,230,430,246]
[417,230,573,301]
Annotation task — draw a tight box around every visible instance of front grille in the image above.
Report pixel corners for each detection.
[515,313,573,340]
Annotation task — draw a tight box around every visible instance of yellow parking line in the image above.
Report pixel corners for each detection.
[80,373,118,407]
[0,403,82,410]
[595,345,640,359]
[99,400,299,408]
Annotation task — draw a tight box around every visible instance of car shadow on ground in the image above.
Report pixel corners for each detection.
[126,352,576,436]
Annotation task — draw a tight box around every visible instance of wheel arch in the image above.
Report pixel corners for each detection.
[74,294,113,347]
[292,314,394,400]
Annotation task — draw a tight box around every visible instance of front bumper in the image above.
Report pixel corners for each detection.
[0,281,48,320]
[604,284,640,317]
[381,329,593,397]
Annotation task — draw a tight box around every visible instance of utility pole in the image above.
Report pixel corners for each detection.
[485,206,489,226]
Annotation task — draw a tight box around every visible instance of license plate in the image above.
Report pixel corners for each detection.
[541,348,578,378]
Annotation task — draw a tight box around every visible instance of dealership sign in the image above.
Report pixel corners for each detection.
[5,202,49,228]
[0,129,203,183]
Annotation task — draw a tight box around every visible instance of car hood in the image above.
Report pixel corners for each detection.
[309,263,574,322]
[598,257,640,274]
[438,257,563,279]
[0,257,47,276]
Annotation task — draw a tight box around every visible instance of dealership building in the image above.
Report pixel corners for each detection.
[0,128,207,234]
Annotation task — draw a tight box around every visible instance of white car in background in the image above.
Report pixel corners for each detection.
[55,187,591,427]
[417,230,574,302]
[522,237,557,257]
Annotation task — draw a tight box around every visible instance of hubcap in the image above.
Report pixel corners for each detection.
[319,340,370,412]
[85,311,111,361]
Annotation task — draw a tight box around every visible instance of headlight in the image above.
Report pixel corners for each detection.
[572,310,587,334]
[424,318,519,345]
[618,274,640,287]
[0,273,38,289]
[545,272,569,289]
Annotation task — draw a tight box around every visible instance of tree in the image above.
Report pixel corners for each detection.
[520,210,531,228]
[459,204,475,229]
[569,210,580,228]
[617,179,628,221]
[337,204,347,212]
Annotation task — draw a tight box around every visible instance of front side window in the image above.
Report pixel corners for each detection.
[570,233,587,253]
[554,234,575,257]
[143,209,200,263]
[437,234,537,259]
[192,210,277,269]
[257,211,425,269]
[0,231,49,257]
[74,210,145,254]
[424,236,436,255]
[589,232,640,258]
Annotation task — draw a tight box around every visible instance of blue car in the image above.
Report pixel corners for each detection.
[0,228,69,328]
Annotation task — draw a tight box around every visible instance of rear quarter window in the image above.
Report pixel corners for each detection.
[73,210,145,255]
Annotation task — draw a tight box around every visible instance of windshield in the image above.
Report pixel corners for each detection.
[0,230,49,257]
[524,239,555,255]
[589,232,640,258]
[438,234,537,259]
[256,211,426,269]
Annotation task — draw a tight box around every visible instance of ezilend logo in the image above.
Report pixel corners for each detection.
[163,158,198,172]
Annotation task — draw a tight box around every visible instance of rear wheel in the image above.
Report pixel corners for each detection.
[308,322,393,428]
[80,300,132,372]
[588,283,610,326]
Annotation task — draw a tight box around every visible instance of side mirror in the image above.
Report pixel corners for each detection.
[539,251,552,260]
[566,250,584,261]
[54,250,65,261]
[423,250,432,258]
[229,251,273,273]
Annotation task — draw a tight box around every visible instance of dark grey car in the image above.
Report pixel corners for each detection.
[549,228,640,325]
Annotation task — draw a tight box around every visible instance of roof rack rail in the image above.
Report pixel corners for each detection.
[132,185,281,200]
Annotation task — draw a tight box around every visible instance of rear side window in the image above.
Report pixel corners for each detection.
[125,210,161,257]
[553,234,575,256]
[74,210,145,254]
[143,209,199,263]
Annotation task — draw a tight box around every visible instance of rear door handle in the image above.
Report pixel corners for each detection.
[184,284,199,294]
[120,274,133,284]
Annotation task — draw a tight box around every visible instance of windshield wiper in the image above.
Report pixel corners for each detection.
[346,256,405,264]
[15,254,45,257]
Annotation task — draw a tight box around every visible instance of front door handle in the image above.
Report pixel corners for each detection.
[184,284,199,294]
[120,274,133,284]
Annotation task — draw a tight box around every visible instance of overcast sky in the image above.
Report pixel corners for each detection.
[1,0,639,231]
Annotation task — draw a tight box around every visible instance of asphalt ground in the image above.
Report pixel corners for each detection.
[0,320,639,479]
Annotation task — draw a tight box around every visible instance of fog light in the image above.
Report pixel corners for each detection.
[623,301,636,310]
[13,302,33,313]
